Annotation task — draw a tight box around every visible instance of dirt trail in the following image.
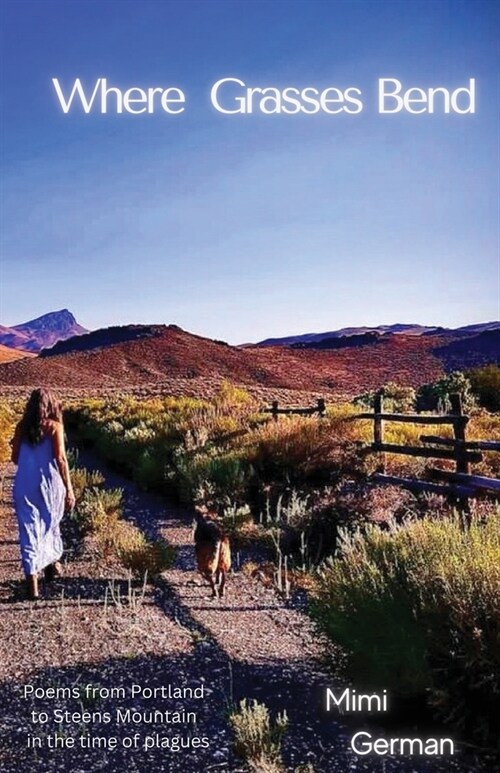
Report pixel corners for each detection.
[0,456,485,773]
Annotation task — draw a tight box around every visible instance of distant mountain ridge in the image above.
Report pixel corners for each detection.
[0,310,88,352]
[0,321,498,396]
[0,313,498,397]
[257,322,500,348]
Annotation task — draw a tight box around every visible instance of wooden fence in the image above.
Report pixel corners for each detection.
[263,398,326,420]
[356,392,500,499]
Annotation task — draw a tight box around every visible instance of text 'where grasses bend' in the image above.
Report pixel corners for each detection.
[52,77,477,115]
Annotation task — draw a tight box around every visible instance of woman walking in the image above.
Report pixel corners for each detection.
[11,388,75,600]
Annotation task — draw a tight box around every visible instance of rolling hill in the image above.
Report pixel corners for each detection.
[0,322,483,397]
[0,318,497,398]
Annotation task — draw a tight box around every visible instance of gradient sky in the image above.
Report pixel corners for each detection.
[1,0,499,343]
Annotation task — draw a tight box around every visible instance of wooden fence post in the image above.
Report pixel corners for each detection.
[272,400,279,422]
[374,391,385,473]
[317,398,326,418]
[450,393,470,474]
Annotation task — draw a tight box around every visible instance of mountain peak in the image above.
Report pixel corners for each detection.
[1,309,88,352]
[13,309,79,333]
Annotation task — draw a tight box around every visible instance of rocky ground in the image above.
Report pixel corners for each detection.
[0,454,494,773]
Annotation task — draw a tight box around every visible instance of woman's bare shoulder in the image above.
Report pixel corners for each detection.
[42,419,63,437]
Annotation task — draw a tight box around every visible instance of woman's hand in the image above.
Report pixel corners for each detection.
[65,489,76,511]
[10,422,22,465]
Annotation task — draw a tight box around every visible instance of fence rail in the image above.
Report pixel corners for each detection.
[356,392,499,500]
[420,435,500,452]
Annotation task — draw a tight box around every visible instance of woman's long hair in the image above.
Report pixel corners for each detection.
[20,388,63,445]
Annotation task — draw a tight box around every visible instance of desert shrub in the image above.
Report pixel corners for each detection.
[230,698,288,771]
[416,371,476,413]
[66,386,257,496]
[67,394,381,506]
[336,484,417,526]
[266,489,310,528]
[467,365,500,411]
[114,523,175,576]
[312,511,500,747]
[73,487,123,539]
[197,454,250,501]
[70,467,105,505]
[168,383,255,450]
[354,382,416,412]
[466,409,500,478]
[247,414,366,484]
[132,448,167,490]
[374,420,429,478]
[220,501,262,546]
[74,485,174,573]
[214,380,254,414]
[172,449,251,504]
[312,533,430,698]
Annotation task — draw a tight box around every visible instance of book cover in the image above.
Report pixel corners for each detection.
[0,1,499,772]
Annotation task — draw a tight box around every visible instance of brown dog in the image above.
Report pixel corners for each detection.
[193,506,231,598]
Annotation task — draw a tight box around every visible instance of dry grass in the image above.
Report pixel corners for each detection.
[74,486,174,576]
[230,698,288,771]
[71,466,105,504]
[0,401,18,463]
[114,522,175,576]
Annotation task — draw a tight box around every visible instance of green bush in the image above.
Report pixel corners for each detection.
[353,382,416,412]
[312,534,430,698]
[311,511,500,747]
[133,447,166,490]
[466,365,500,411]
[171,449,251,504]
[416,371,476,412]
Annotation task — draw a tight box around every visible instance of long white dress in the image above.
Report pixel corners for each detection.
[13,436,65,575]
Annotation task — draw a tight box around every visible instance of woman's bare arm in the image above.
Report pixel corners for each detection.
[51,421,75,509]
[10,422,23,465]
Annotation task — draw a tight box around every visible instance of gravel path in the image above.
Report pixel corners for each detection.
[0,455,493,773]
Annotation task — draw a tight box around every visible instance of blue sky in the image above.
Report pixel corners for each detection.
[1,0,498,343]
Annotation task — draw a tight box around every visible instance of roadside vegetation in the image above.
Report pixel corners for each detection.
[230,698,289,773]
[1,370,499,749]
[64,378,500,551]
[312,513,500,749]
[70,457,174,577]
[466,364,500,411]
